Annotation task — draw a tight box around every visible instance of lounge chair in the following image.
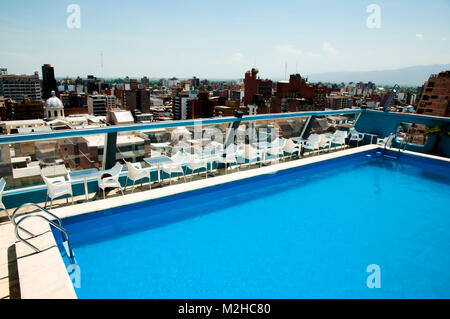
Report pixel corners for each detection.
[41,172,74,208]
[98,162,124,199]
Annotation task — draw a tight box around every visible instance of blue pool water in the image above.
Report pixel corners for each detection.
[55,151,450,298]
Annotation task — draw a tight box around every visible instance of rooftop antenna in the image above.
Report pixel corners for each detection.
[100,51,104,79]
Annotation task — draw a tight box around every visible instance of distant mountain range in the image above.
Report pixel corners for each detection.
[307,64,450,87]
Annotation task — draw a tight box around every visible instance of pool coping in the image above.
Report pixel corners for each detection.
[15,144,447,298]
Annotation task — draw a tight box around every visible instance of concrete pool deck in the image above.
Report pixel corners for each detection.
[2,144,448,299]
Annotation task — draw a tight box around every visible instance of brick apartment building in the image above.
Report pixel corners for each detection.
[416,71,450,117]
[247,72,327,114]
[244,68,273,107]
[2,97,44,120]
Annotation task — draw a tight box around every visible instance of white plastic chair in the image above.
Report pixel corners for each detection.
[216,144,240,174]
[186,153,208,180]
[267,138,286,161]
[332,130,348,150]
[162,151,187,184]
[349,128,365,147]
[243,144,263,167]
[124,161,151,193]
[283,139,300,159]
[303,134,321,156]
[41,172,74,208]
[318,134,332,154]
[377,134,394,148]
[97,162,124,199]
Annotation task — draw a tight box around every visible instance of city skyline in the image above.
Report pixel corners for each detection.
[0,0,449,79]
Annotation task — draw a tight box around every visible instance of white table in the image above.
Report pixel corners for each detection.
[68,168,99,202]
[144,156,173,185]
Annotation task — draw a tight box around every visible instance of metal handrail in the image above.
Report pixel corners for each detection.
[15,214,74,259]
[382,133,395,154]
[11,202,63,227]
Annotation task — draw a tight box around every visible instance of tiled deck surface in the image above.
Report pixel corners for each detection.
[1,144,447,298]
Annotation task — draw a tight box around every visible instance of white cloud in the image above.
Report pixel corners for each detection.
[275,44,302,56]
[442,37,447,41]
[231,52,244,62]
[322,42,337,54]
[416,33,424,39]
[307,52,320,57]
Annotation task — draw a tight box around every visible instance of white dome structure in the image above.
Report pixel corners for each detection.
[44,91,64,119]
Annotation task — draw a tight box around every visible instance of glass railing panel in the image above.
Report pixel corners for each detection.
[1,134,106,190]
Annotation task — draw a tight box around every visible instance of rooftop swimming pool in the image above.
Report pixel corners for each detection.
[54,150,450,298]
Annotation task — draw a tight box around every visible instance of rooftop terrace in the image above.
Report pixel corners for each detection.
[0,109,449,298]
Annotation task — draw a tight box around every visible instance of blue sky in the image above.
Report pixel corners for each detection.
[0,0,449,79]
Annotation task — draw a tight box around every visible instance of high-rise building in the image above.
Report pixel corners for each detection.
[416,71,450,117]
[87,95,107,116]
[188,90,215,119]
[0,72,42,102]
[137,88,150,113]
[327,93,354,109]
[41,64,57,100]
[60,92,88,115]
[244,68,273,106]
[141,76,150,88]
[3,97,44,120]
[172,91,192,120]
[190,76,200,88]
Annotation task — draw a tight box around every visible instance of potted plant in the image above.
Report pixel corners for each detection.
[424,123,450,155]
